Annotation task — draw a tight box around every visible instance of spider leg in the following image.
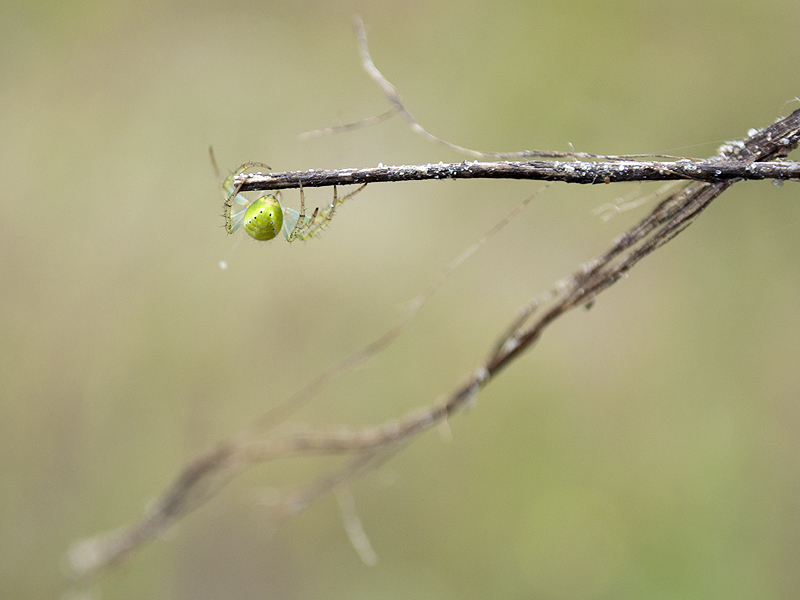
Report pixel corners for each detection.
[287,183,308,242]
[298,183,307,220]
[317,185,341,230]
[292,183,367,241]
[220,160,272,234]
[319,183,367,230]
[294,186,336,240]
[222,161,272,195]
[223,176,249,233]
[334,183,367,207]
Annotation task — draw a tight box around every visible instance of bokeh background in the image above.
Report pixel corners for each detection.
[2,0,800,598]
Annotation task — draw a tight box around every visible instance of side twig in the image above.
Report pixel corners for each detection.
[301,16,688,162]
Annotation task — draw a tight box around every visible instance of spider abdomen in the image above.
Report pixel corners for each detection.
[243,195,283,241]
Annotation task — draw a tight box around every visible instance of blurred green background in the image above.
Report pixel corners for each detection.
[2,0,800,598]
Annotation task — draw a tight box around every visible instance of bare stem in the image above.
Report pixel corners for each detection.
[233,157,800,192]
[301,15,691,162]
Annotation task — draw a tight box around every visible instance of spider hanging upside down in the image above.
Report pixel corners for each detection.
[212,150,367,242]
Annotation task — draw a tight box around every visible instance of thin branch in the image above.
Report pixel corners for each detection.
[233,158,800,192]
[299,106,399,140]
[335,485,379,566]
[300,16,689,162]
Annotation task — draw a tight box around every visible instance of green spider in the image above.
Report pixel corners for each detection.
[211,149,366,242]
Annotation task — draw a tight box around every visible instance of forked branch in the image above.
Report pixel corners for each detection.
[69,103,800,583]
[66,16,800,585]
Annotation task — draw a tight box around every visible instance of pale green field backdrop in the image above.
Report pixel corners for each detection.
[2,1,800,598]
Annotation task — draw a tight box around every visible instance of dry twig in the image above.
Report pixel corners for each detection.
[233,158,800,193]
[302,16,687,162]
